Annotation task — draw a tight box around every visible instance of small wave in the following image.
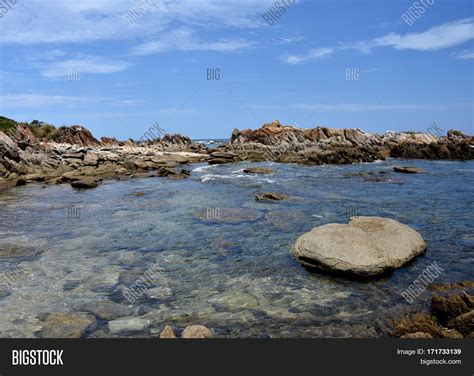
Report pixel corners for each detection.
[193,164,217,173]
[200,173,275,183]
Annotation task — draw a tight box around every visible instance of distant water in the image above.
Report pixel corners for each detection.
[0,159,472,338]
[193,139,228,148]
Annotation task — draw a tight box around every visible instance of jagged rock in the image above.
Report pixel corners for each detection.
[0,132,20,161]
[448,310,474,336]
[292,216,426,277]
[431,293,472,325]
[160,325,177,339]
[391,314,444,338]
[100,137,119,146]
[226,121,473,164]
[255,192,286,201]
[54,125,99,147]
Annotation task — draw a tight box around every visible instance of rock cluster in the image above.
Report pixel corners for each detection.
[2,117,473,191]
[0,119,208,191]
[214,120,473,164]
[392,289,474,338]
[159,325,213,339]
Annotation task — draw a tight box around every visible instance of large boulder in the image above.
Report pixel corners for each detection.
[291,216,426,277]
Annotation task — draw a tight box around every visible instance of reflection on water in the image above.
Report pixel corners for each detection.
[0,159,473,337]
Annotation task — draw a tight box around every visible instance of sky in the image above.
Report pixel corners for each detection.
[0,0,473,140]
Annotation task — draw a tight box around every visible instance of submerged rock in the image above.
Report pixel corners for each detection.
[243,167,273,174]
[393,166,423,174]
[181,325,213,339]
[38,313,96,338]
[81,301,134,320]
[291,216,426,277]
[71,178,100,189]
[255,192,287,201]
[108,316,150,334]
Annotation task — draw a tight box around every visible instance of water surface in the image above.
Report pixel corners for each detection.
[0,159,472,337]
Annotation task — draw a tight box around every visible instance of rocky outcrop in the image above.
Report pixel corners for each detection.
[431,293,472,326]
[220,120,474,164]
[291,217,426,277]
[54,125,99,147]
[391,288,474,339]
[0,120,209,191]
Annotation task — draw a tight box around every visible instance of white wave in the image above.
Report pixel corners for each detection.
[200,173,275,183]
[193,164,217,173]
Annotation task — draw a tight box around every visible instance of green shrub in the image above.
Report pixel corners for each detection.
[0,116,18,133]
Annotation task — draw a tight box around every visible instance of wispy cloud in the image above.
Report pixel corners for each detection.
[280,48,334,64]
[292,103,449,111]
[0,94,96,108]
[370,18,474,51]
[284,18,474,64]
[41,57,130,78]
[132,28,252,55]
[0,0,275,45]
[455,50,474,59]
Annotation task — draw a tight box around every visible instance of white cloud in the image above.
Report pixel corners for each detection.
[41,57,130,78]
[0,0,276,45]
[285,18,474,64]
[280,48,334,64]
[455,50,474,59]
[372,18,474,51]
[132,28,252,55]
[343,18,474,53]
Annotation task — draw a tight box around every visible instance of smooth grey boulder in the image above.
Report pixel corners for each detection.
[291,216,426,277]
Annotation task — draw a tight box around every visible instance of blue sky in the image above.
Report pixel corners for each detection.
[0,0,473,139]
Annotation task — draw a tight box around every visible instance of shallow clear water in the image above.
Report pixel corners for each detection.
[0,159,473,338]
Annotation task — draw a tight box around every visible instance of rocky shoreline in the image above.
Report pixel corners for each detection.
[1,117,473,191]
[208,120,474,165]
